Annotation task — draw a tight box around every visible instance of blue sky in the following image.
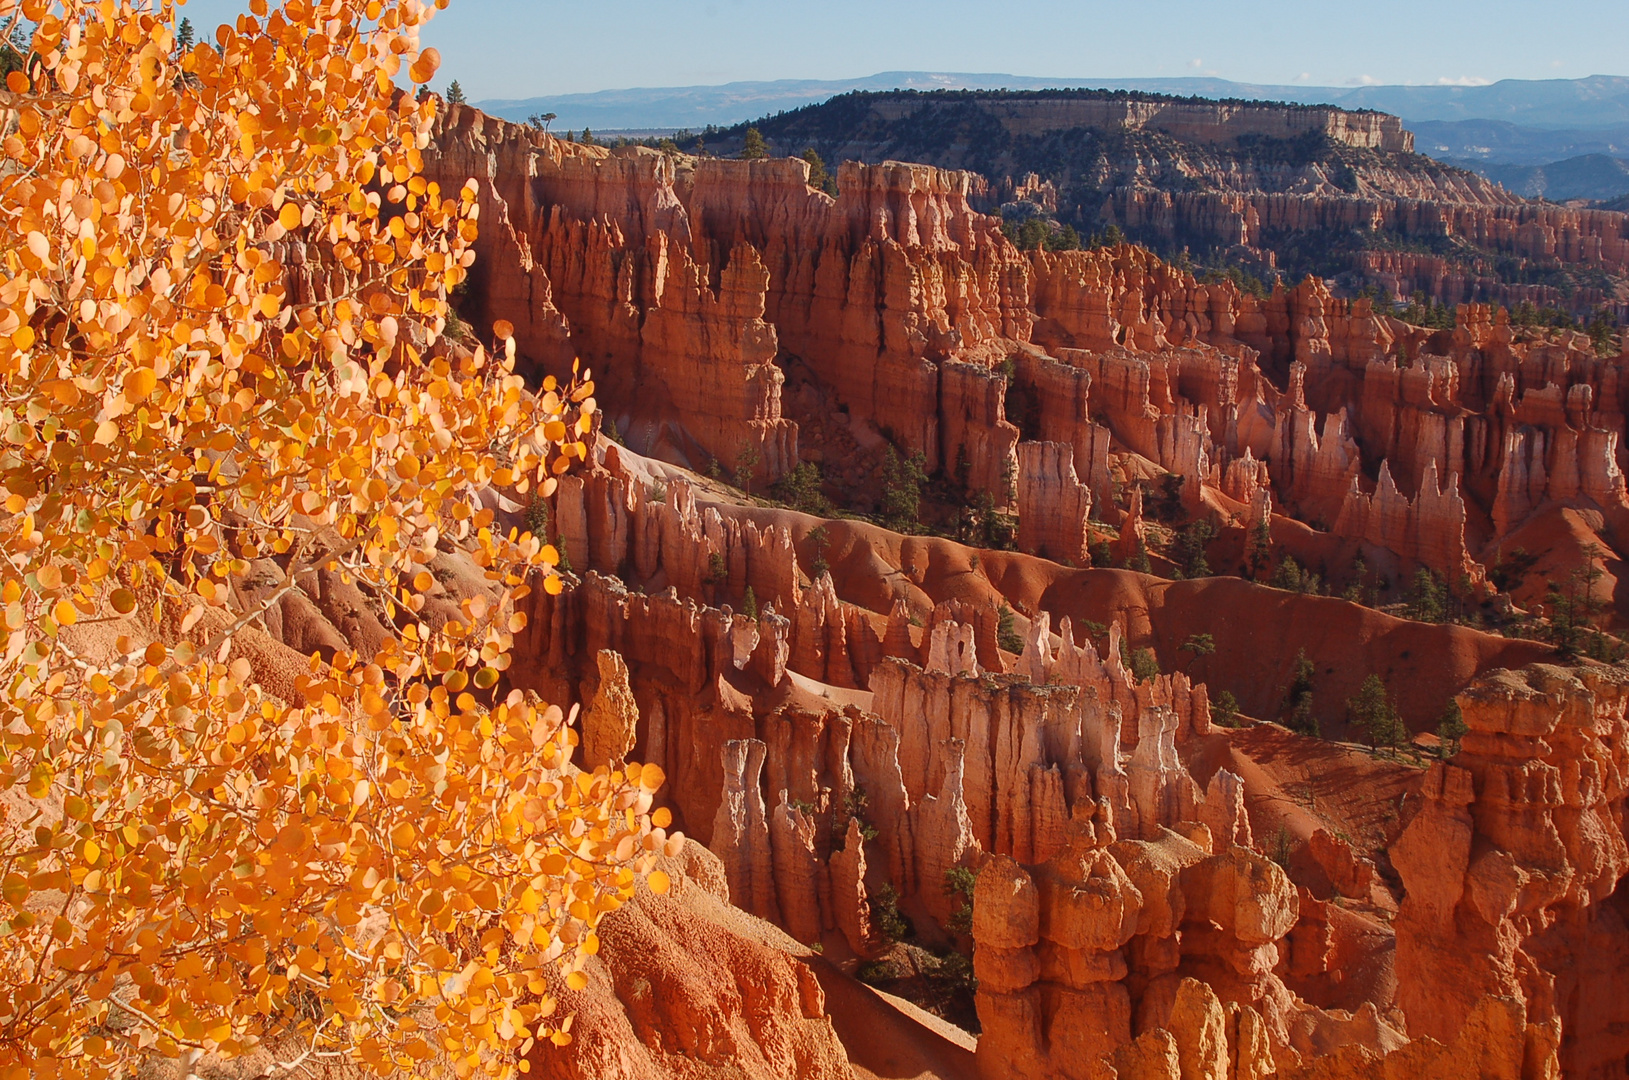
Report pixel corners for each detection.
[176,0,1628,102]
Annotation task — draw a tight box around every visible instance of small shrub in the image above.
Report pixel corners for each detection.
[856,959,902,985]
[1347,674,1407,751]
[1212,690,1241,727]
[944,866,977,936]
[1271,556,1321,595]
[742,586,758,621]
[881,446,928,532]
[1436,700,1468,759]
[524,497,550,540]
[770,461,833,516]
[1119,637,1160,683]
[1269,824,1294,871]
[1281,649,1318,737]
[872,883,911,943]
[997,604,1025,655]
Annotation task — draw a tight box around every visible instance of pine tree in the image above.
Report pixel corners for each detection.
[1347,675,1405,751]
[741,126,768,160]
[1436,700,1468,759]
[1282,650,1319,737]
[445,78,466,105]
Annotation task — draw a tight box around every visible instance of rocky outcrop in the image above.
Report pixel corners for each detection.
[1390,663,1629,1079]
[533,841,853,1080]
[1016,440,1094,565]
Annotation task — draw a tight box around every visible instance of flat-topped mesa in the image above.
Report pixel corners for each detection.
[859,91,1414,152]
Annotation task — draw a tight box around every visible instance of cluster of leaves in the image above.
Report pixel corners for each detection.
[999,213,1082,253]
[1270,556,1322,596]
[1169,519,1215,579]
[1118,637,1160,684]
[870,882,910,944]
[800,148,837,196]
[831,785,878,850]
[942,866,976,937]
[880,446,926,533]
[0,1,674,1076]
[1506,301,1621,356]
[1346,675,1408,752]
[1436,700,1468,759]
[1406,567,1448,623]
[1544,551,1626,662]
[1281,650,1319,737]
[996,604,1024,656]
[1180,633,1214,669]
[803,525,831,581]
[962,490,1016,551]
[767,460,832,517]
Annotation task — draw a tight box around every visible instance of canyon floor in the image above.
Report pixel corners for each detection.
[206,100,1629,1078]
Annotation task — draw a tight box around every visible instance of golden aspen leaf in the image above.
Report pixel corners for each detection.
[565,971,588,992]
[5,71,27,93]
[279,202,302,231]
[651,806,672,828]
[543,575,564,596]
[472,667,499,690]
[82,840,101,865]
[124,368,158,403]
[647,870,671,895]
[110,589,136,614]
[391,822,416,847]
[36,565,63,591]
[52,601,77,627]
[408,47,441,84]
[413,571,434,593]
[493,319,514,340]
[11,326,34,350]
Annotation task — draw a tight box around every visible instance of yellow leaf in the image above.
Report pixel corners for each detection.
[279,202,302,231]
[124,368,158,403]
[11,326,34,350]
[408,47,442,84]
[647,870,671,895]
[52,600,77,627]
[83,840,101,865]
[565,970,588,992]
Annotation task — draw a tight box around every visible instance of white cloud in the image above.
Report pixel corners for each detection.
[1188,58,1203,69]
[1436,75,1492,86]
[1347,74,1381,86]
[1293,72,1312,82]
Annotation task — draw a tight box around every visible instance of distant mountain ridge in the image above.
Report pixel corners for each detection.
[478,72,1629,136]
[1409,119,1629,166]
[1449,154,1629,202]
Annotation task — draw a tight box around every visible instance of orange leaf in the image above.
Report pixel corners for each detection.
[647,870,671,895]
